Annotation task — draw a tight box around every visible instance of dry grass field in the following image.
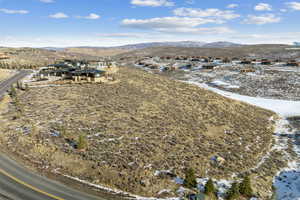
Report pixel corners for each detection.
[64,47,132,57]
[0,67,276,197]
[0,69,14,81]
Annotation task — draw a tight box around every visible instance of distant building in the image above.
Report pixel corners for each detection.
[240,68,256,73]
[286,60,300,67]
[202,64,216,70]
[0,53,9,60]
[241,60,252,65]
[88,60,116,70]
[261,59,272,65]
[38,59,113,83]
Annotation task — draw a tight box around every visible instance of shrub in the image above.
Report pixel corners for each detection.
[183,168,197,189]
[239,176,253,197]
[9,86,16,98]
[204,179,217,198]
[226,182,240,200]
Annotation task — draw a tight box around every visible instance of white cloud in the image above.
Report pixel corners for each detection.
[286,2,300,10]
[131,0,174,7]
[77,13,100,20]
[254,3,272,11]
[173,8,240,20]
[49,12,69,19]
[227,4,238,9]
[121,17,234,34]
[185,0,195,5]
[0,8,29,14]
[156,26,234,34]
[280,9,288,12]
[39,0,55,3]
[122,17,221,29]
[244,14,281,25]
[98,33,144,38]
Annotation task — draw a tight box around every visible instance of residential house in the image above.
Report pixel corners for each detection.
[202,64,217,70]
[241,60,252,65]
[286,60,300,67]
[261,59,272,65]
[0,53,9,60]
[72,69,106,83]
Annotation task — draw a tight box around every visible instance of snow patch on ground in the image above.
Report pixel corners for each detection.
[273,123,300,200]
[274,162,300,200]
[186,80,300,118]
[196,178,231,199]
[62,174,180,200]
[210,80,240,89]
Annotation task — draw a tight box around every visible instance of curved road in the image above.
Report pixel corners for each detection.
[0,71,106,200]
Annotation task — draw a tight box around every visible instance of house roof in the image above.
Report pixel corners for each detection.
[71,69,105,75]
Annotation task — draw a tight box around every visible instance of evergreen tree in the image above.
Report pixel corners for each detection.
[226,182,240,200]
[183,168,197,189]
[239,176,253,197]
[16,81,21,89]
[9,86,17,98]
[204,179,217,197]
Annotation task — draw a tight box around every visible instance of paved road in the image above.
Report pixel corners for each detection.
[0,70,29,98]
[0,72,106,200]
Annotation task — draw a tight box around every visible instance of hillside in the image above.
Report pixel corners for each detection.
[116,44,299,60]
[64,41,242,50]
[0,67,275,197]
[61,41,241,57]
[0,47,100,69]
[64,47,132,57]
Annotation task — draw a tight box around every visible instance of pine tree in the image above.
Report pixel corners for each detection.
[183,168,197,189]
[16,81,21,89]
[226,182,240,200]
[239,176,253,197]
[9,86,17,98]
[204,179,217,197]
[77,135,87,150]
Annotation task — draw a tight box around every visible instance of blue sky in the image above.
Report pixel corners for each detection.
[0,0,300,47]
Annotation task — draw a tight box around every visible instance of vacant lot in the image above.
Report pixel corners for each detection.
[0,67,275,197]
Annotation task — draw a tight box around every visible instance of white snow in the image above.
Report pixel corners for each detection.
[186,81,300,118]
[196,178,232,199]
[62,173,180,200]
[210,80,240,89]
[274,162,300,200]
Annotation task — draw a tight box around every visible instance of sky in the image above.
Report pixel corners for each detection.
[0,0,300,47]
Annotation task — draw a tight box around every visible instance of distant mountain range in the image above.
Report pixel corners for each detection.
[118,41,208,49]
[42,41,243,51]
